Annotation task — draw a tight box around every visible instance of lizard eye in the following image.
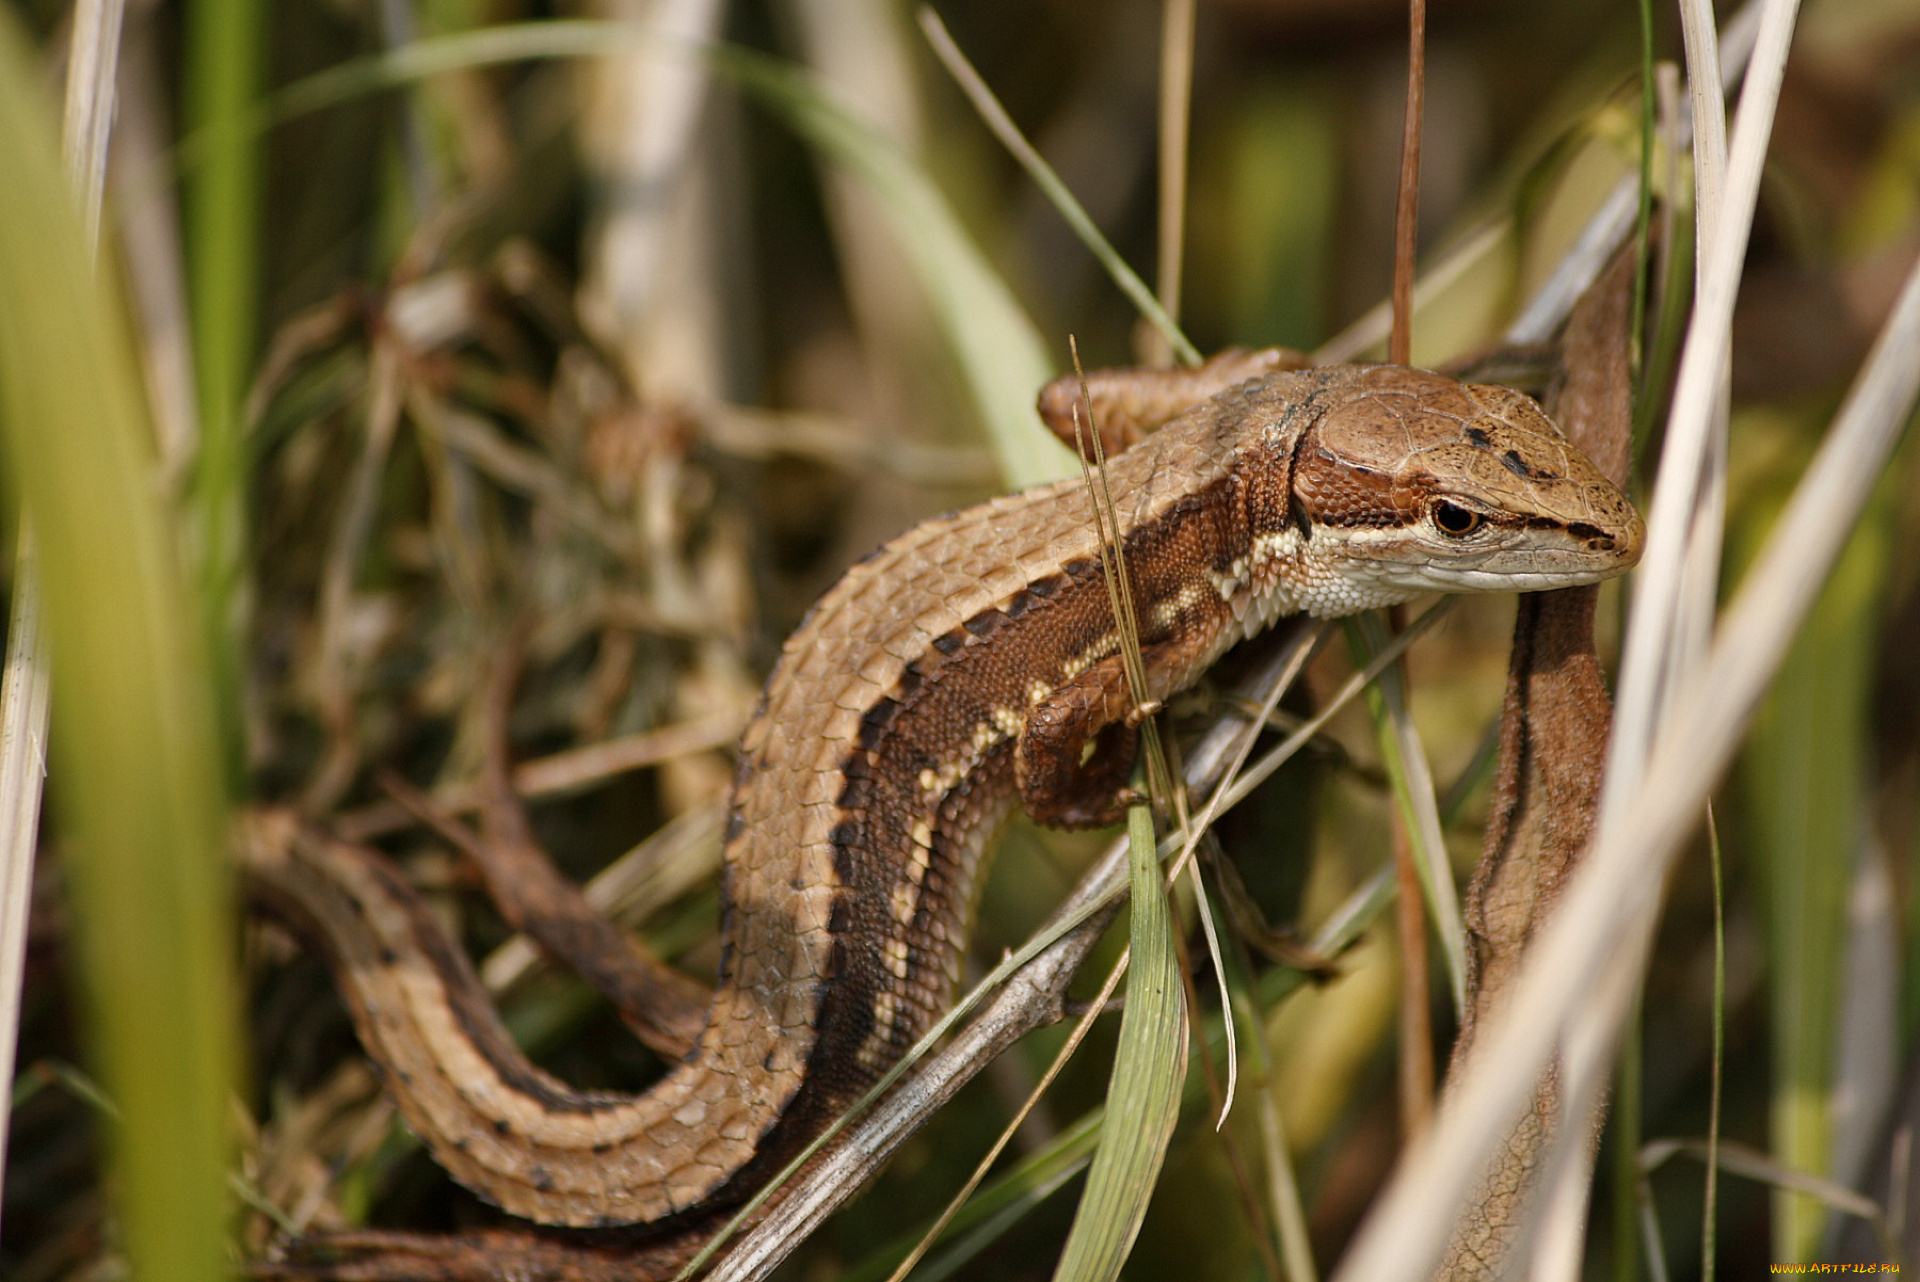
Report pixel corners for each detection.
[1432,501,1482,537]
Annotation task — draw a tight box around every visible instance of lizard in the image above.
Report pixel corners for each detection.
[243,353,1643,1241]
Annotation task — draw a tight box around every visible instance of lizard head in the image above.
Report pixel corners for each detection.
[1285,365,1644,609]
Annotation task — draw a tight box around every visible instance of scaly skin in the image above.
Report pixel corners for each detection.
[244,362,1643,1233]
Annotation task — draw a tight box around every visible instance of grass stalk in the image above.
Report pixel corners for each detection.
[0,16,234,1277]
[184,0,264,758]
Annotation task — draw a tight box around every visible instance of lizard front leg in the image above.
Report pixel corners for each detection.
[1016,648,1179,829]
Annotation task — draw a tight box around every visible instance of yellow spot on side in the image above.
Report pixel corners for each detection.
[884,935,911,981]
[860,992,899,1068]
[891,878,919,928]
[1060,634,1119,681]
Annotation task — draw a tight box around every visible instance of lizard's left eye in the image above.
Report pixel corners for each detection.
[1433,501,1482,537]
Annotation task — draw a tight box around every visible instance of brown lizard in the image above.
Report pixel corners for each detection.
[244,355,1643,1240]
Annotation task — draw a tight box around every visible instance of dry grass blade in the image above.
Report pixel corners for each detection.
[884,952,1132,1282]
[1148,0,1195,370]
[1703,808,1726,1278]
[1604,0,1797,802]
[1641,1138,1893,1248]
[1331,211,1920,1282]
[333,712,743,840]
[1389,0,1425,367]
[59,0,124,245]
[0,540,49,1234]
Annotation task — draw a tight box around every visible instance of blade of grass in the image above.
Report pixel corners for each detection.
[916,8,1201,368]
[0,15,233,1279]
[1612,992,1645,1282]
[60,0,125,246]
[1629,0,1655,386]
[1046,351,1191,1282]
[849,1114,1100,1282]
[1643,1138,1895,1254]
[0,0,125,1229]
[1638,1165,1674,1282]
[1331,169,1920,1282]
[1390,0,1426,366]
[1704,808,1725,1281]
[183,0,261,765]
[0,544,47,1241]
[1148,0,1196,370]
[705,41,1068,486]
[1347,613,1467,1017]
[1224,927,1317,1282]
[1744,462,1889,1259]
[885,943,1131,1282]
[1049,803,1187,1282]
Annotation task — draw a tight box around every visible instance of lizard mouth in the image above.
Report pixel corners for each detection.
[1317,503,1644,598]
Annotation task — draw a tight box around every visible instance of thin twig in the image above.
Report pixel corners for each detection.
[333,711,744,841]
[1147,0,1196,369]
[1390,0,1426,367]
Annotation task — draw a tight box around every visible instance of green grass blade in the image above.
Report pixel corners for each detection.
[916,9,1201,368]
[843,1112,1102,1282]
[182,0,261,764]
[1741,458,1889,1260]
[1051,804,1188,1282]
[0,17,234,1280]
[1613,993,1645,1282]
[1346,613,1468,1016]
[846,864,1395,1282]
[707,44,1067,487]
